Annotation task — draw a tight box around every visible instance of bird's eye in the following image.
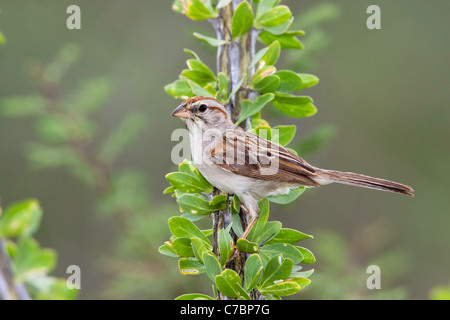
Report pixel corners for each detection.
[198,104,207,113]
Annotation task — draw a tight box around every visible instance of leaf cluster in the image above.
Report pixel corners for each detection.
[0,199,77,300]
[159,197,315,300]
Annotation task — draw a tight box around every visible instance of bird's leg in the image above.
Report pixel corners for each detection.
[239,204,257,240]
[240,203,249,215]
[240,217,257,240]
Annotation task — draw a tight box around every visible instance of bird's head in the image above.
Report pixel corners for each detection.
[171,96,232,129]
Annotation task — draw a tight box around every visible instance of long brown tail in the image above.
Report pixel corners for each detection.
[316,169,414,197]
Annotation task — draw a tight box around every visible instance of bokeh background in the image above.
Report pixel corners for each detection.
[0,0,448,299]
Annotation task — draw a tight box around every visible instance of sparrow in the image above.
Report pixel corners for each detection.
[172,96,414,239]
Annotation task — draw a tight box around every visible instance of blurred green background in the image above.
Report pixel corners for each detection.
[0,0,448,299]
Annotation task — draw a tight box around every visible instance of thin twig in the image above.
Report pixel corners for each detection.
[0,239,31,300]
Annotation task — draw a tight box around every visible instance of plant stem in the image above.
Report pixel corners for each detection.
[211,0,260,300]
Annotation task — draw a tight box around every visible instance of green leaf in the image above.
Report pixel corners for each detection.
[267,186,305,204]
[171,238,194,257]
[291,277,312,290]
[266,228,313,245]
[184,0,218,20]
[259,41,281,67]
[0,199,42,238]
[260,243,304,264]
[235,93,275,125]
[35,115,70,143]
[1,95,45,117]
[209,195,228,207]
[175,293,215,300]
[178,159,197,176]
[244,254,264,292]
[182,59,217,86]
[262,17,293,35]
[252,75,280,94]
[0,31,6,45]
[252,125,271,140]
[158,242,179,258]
[232,195,241,212]
[215,269,248,299]
[178,258,205,275]
[12,238,56,282]
[231,1,254,39]
[177,160,212,189]
[274,70,303,92]
[291,269,314,279]
[184,48,201,60]
[271,125,296,146]
[251,117,270,129]
[165,79,194,99]
[216,72,229,103]
[194,32,229,47]
[218,228,233,267]
[230,211,243,238]
[271,71,319,92]
[298,73,320,89]
[296,246,316,264]
[177,193,226,215]
[260,280,301,296]
[205,83,218,96]
[255,5,291,28]
[202,252,223,283]
[202,229,213,238]
[186,59,216,80]
[272,92,317,118]
[182,69,215,86]
[247,199,270,243]
[188,80,216,98]
[260,254,293,287]
[191,237,210,263]
[273,92,313,104]
[163,186,176,194]
[255,0,280,19]
[254,221,282,245]
[168,216,211,245]
[166,172,213,193]
[252,65,276,85]
[259,30,304,50]
[236,238,259,254]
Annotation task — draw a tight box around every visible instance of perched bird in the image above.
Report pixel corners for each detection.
[172,96,414,239]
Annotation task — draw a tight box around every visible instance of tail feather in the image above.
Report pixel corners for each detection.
[316,169,414,197]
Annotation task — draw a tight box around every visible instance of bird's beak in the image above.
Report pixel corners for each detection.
[171,104,191,119]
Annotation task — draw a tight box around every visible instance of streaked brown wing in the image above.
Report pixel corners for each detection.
[210,128,320,187]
